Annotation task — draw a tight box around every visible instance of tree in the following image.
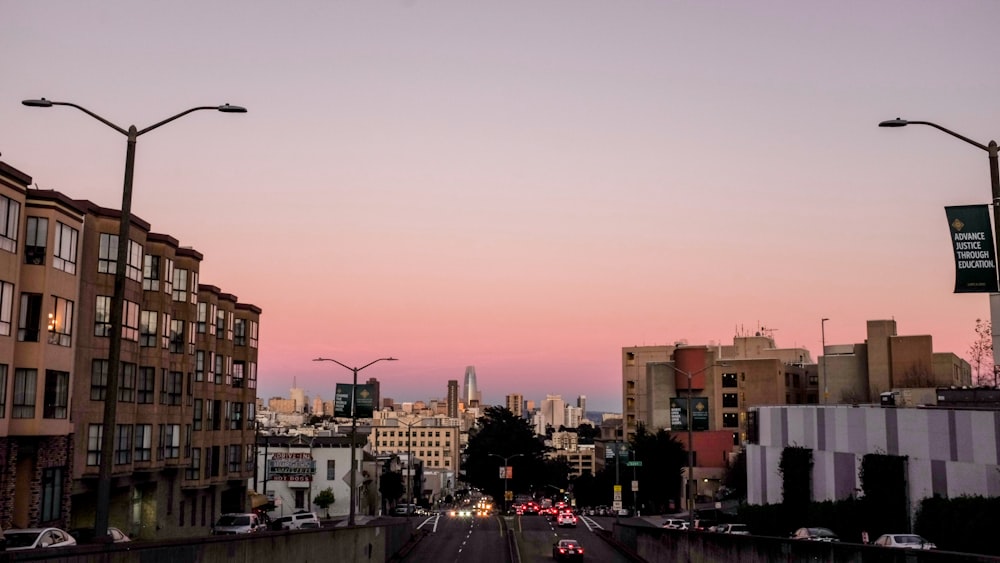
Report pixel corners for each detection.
[463,406,547,502]
[968,318,994,386]
[629,423,686,514]
[380,471,405,505]
[313,487,335,517]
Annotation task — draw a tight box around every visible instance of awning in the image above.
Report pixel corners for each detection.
[248,490,269,509]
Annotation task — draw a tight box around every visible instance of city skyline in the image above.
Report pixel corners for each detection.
[5,2,999,414]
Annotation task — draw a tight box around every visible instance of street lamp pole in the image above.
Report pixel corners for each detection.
[313,356,396,526]
[880,118,1000,370]
[488,452,524,513]
[22,97,246,538]
[821,318,830,404]
[663,361,727,531]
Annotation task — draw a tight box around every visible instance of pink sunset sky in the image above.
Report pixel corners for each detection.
[4,1,1000,412]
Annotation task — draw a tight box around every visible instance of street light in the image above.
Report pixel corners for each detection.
[821,318,829,404]
[313,356,396,525]
[880,118,1000,369]
[488,452,524,513]
[22,97,246,538]
[663,361,728,531]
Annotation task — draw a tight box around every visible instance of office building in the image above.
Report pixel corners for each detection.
[446,380,459,418]
[463,366,481,407]
[506,393,523,418]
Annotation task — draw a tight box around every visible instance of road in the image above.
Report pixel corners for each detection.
[401,512,633,563]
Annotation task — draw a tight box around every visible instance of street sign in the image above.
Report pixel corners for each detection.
[631,480,639,492]
[612,500,622,511]
[613,491,622,501]
[505,490,513,501]
[626,461,642,467]
[613,485,622,492]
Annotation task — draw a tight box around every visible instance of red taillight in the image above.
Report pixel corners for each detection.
[577,548,584,554]
[559,548,567,554]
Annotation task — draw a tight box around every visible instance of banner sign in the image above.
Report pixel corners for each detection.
[945,205,999,293]
[334,384,377,418]
[670,397,709,431]
[267,452,315,480]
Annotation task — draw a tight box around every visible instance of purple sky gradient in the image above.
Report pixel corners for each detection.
[4,1,1000,411]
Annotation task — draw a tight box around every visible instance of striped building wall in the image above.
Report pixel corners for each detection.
[746,405,1000,518]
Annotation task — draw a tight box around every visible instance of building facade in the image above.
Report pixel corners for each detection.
[0,160,260,538]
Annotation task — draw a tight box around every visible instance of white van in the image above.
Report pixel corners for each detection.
[211,513,262,535]
[273,511,320,530]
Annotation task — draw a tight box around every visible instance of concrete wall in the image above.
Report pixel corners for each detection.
[617,522,1000,563]
[6,520,414,563]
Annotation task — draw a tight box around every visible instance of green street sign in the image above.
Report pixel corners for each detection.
[626,461,642,467]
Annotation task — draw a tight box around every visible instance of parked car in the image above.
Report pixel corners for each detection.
[392,504,417,516]
[211,513,263,535]
[68,526,132,543]
[716,523,750,535]
[791,527,839,542]
[552,538,585,561]
[662,518,687,529]
[873,534,936,550]
[557,512,578,527]
[271,511,320,530]
[4,528,77,551]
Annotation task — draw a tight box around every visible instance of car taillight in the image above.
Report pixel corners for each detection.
[577,548,584,554]
[559,548,567,553]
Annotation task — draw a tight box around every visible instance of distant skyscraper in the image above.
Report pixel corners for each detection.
[290,383,306,413]
[366,376,381,408]
[447,380,459,418]
[506,393,524,418]
[577,395,587,417]
[541,394,566,430]
[463,366,481,406]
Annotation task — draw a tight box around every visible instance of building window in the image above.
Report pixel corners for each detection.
[48,296,73,346]
[217,310,227,339]
[161,312,171,349]
[24,216,47,265]
[53,222,78,274]
[185,448,201,480]
[0,364,7,417]
[249,320,258,348]
[188,321,196,354]
[41,467,63,522]
[172,269,188,302]
[228,445,241,473]
[135,424,152,461]
[0,194,20,253]
[327,459,336,480]
[13,368,37,418]
[137,367,155,404]
[91,359,108,400]
[163,257,174,295]
[722,412,739,428]
[722,393,739,408]
[143,254,160,291]
[43,370,69,419]
[169,319,184,353]
[231,402,243,430]
[159,424,180,459]
[161,371,182,406]
[195,351,206,382]
[98,233,118,274]
[193,399,203,431]
[115,424,133,464]
[118,363,136,402]
[127,240,143,282]
[17,293,42,342]
[721,373,738,388]
[215,354,224,385]
[87,424,103,465]
[248,362,257,389]
[140,310,157,347]
[232,361,245,388]
[234,318,246,345]
[94,296,112,336]
[294,489,306,510]
[0,280,12,336]
[809,374,818,386]
[123,300,139,341]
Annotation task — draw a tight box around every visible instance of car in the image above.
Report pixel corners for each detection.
[791,527,839,542]
[552,538,585,561]
[449,508,473,517]
[716,523,750,535]
[662,518,687,529]
[873,533,936,549]
[557,512,578,527]
[68,526,132,543]
[211,513,263,535]
[3,527,77,551]
[392,504,418,516]
[271,511,320,530]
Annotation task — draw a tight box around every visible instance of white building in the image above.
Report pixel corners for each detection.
[747,404,1000,521]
